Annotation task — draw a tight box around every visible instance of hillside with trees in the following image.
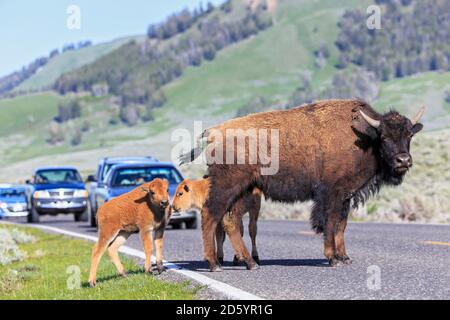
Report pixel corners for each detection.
[335,0,450,80]
[0,41,93,96]
[53,1,273,126]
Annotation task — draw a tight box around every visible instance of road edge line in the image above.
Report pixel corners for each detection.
[2,221,263,300]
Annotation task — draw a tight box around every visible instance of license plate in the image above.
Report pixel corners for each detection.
[56,201,69,208]
[13,205,23,212]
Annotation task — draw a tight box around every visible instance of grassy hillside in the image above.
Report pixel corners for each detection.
[14,36,143,92]
[156,0,371,116]
[0,92,62,137]
[374,72,450,131]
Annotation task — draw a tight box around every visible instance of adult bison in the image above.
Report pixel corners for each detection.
[180,99,424,270]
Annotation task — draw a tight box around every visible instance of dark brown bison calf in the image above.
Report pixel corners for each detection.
[88,178,170,287]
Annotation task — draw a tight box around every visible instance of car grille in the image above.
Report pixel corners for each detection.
[48,189,76,198]
[7,204,26,212]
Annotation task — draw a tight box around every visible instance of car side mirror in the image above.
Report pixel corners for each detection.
[86,175,96,183]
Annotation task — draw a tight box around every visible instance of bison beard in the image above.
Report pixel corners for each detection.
[182,98,424,269]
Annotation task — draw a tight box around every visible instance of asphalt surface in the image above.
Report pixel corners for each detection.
[14,215,450,299]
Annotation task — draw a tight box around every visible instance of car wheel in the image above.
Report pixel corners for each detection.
[27,206,40,223]
[185,218,197,229]
[171,222,183,230]
[90,203,97,227]
[76,203,90,222]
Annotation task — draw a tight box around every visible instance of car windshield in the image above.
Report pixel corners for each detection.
[0,188,26,197]
[35,169,82,184]
[101,163,116,181]
[111,167,181,187]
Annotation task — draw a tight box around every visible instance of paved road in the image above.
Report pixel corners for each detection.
[15,215,450,299]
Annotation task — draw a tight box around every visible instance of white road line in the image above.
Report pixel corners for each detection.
[2,222,263,300]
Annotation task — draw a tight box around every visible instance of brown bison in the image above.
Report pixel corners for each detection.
[172,178,262,269]
[88,178,170,287]
[180,99,424,271]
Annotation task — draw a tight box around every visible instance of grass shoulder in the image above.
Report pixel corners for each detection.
[0,224,199,300]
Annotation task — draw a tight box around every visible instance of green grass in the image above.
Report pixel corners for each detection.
[15,36,144,92]
[0,92,62,137]
[374,72,450,130]
[0,224,198,300]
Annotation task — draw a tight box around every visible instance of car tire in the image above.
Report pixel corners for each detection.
[171,222,183,230]
[90,205,97,227]
[185,218,197,229]
[75,203,90,222]
[27,206,40,223]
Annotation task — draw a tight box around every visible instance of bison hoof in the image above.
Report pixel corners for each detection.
[336,255,352,265]
[218,257,224,265]
[156,261,164,274]
[210,265,222,272]
[328,258,340,267]
[252,256,260,265]
[245,260,259,271]
[120,271,128,278]
[232,255,241,266]
[88,280,96,288]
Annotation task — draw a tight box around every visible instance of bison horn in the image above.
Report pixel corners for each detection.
[411,106,425,125]
[359,110,380,128]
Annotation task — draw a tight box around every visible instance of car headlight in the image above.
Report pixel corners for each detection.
[74,190,88,198]
[33,191,50,199]
[0,202,7,209]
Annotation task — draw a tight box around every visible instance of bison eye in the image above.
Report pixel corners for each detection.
[178,192,183,197]
[150,190,155,195]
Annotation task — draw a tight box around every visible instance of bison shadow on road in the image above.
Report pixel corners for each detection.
[172,258,330,272]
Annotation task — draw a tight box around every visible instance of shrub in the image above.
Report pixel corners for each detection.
[445,91,450,104]
[47,121,65,145]
[9,228,36,244]
[0,229,27,266]
[70,127,82,146]
[81,120,90,132]
[54,100,82,123]
[119,105,139,126]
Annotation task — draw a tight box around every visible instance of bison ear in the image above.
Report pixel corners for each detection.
[412,123,423,135]
[352,112,378,140]
[140,187,149,193]
[183,184,190,192]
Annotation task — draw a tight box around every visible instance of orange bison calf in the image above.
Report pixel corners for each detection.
[172,177,262,269]
[88,178,170,287]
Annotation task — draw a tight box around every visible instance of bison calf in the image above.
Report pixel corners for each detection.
[172,178,262,269]
[88,178,170,287]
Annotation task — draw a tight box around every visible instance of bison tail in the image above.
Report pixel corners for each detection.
[310,220,324,234]
[178,129,211,165]
[310,202,325,234]
[179,147,203,165]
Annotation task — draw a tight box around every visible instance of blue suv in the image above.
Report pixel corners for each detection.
[27,166,90,223]
[87,157,158,226]
[91,162,197,229]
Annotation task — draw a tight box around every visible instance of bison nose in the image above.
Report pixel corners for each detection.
[160,200,169,208]
[395,153,412,167]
